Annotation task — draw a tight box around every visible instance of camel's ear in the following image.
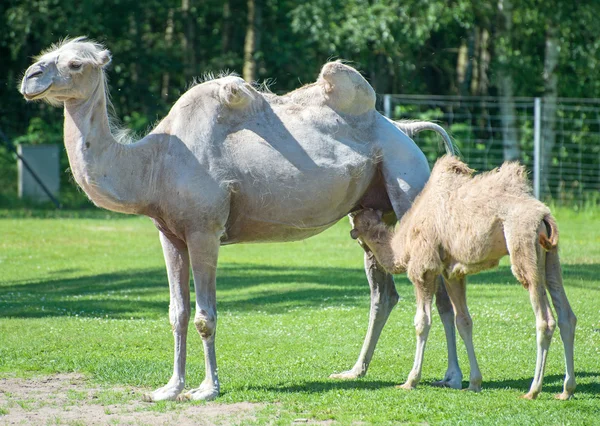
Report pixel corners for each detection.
[350,229,359,240]
[220,80,254,109]
[97,50,112,68]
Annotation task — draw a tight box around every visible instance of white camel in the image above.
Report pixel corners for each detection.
[21,38,460,401]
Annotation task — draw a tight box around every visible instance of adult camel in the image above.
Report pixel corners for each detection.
[20,38,460,401]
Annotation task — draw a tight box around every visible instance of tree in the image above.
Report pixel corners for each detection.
[243,0,262,82]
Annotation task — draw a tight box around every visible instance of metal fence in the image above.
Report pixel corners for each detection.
[381,95,600,207]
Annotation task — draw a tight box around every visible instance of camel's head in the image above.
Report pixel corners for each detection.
[350,209,384,240]
[20,37,111,106]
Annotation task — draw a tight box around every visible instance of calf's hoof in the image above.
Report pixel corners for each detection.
[520,392,538,400]
[555,391,573,401]
[329,369,364,380]
[396,382,417,391]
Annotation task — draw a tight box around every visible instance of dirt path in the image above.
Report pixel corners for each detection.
[0,374,262,425]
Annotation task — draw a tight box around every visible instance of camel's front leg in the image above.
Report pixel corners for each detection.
[144,232,190,402]
[399,271,436,390]
[178,231,221,401]
[330,248,399,379]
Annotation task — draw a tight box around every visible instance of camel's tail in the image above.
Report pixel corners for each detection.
[539,214,559,251]
[392,120,456,155]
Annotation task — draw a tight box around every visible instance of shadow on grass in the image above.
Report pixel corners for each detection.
[476,371,600,396]
[244,379,398,394]
[243,372,599,396]
[0,263,372,318]
[1,263,598,319]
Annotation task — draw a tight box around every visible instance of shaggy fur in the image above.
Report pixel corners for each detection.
[351,155,577,400]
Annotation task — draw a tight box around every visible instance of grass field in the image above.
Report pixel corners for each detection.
[0,207,599,424]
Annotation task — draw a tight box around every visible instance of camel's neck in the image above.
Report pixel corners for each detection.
[363,224,406,274]
[63,75,155,214]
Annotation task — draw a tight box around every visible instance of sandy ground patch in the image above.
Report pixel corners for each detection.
[0,374,262,425]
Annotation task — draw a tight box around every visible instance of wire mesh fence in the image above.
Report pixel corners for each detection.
[381,94,600,207]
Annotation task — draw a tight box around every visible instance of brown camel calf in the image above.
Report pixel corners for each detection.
[350,155,576,400]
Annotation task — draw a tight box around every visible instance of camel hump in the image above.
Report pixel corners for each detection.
[318,61,376,115]
[432,155,475,177]
[218,76,260,110]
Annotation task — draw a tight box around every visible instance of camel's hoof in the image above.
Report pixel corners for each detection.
[555,392,573,401]
[329,370,364,380]
[431,377,462,390]
[463,385,482,393]
[520,392,538,400]
[180,386,219,401]
[142,385,183,402]
[396,382,416,391]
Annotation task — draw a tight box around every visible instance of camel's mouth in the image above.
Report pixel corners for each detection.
[23,87,50,101]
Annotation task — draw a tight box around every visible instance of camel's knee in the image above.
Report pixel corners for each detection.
[169,305,190,333]
[414,313,432,336]
[388,287,400,308]
[536,319,556,342]
[455,312,473,332]
[558,310,577,332]
[194,309,216,339]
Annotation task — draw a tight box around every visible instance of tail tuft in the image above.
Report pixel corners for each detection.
[539,214,559,251]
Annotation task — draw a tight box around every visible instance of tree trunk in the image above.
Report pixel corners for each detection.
[476,28,490,96]
[161,8,175,101]
[243,0,262,82]
[456,39,468,94]
[222,0,231,53]
[181,0,196,81]
[541,24,559,196]
[458,29,475,96]
[496,0,521,161]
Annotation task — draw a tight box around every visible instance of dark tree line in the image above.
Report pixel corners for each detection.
[1,0,599,205]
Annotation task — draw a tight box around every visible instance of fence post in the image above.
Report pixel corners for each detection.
[533,97,542,200]
[383,94,392,118]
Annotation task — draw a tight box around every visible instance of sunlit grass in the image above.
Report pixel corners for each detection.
[1,207,599,424]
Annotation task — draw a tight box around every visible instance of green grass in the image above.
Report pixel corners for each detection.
[1,207,599,424]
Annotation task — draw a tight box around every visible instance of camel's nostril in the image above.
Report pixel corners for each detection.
[27,70,44,79]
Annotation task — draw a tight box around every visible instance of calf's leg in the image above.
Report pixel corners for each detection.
[544,250,576,400]
[399,271,436,390]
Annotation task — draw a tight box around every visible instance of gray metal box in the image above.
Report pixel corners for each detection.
[18,144,60,203]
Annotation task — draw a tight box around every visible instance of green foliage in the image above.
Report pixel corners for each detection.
[1,0,599,208]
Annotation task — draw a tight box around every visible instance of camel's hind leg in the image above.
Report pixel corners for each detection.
[329,247,399,379]
[444,276,482,392]
[545,249,577,400]
[431,276,463,389]
[510,226,556,399]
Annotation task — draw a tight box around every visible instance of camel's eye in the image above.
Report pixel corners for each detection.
[69,62,82,70]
